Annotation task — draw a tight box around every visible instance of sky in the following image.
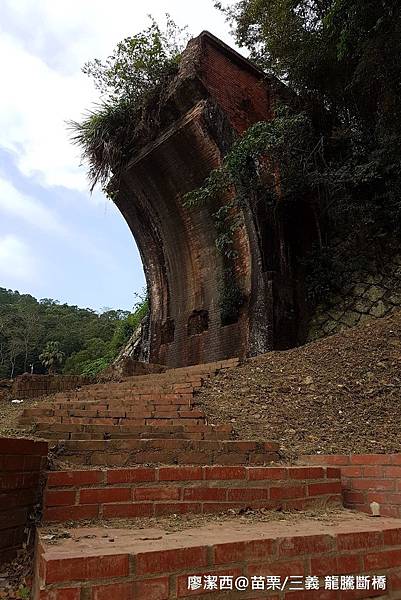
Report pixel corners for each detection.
[0,0,237,312]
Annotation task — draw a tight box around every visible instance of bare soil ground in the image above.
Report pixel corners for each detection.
[0,549,33,599]
[0,397,38,439]
[197,310,401,458]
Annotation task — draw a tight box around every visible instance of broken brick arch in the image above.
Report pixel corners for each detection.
[113,32,318,368]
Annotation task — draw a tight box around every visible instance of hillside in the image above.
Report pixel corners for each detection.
[0,287,147,379]
[197,310,401,458]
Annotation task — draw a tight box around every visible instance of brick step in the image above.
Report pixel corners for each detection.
[38,357,239,404]
[34,397,195,410]
[39,386,196,405]
[47,371,218,394]
[37,420,233,434]
[54,389,196,397]
[43,465,342,522]
[35,422,232,435]
[22,407,205,420]
[24,394,194,415]
[126,358,238,379]
[58,388,196,400]
[38,395,195,408]
[52,438,280,467]
[46,384,197,396]
[34,423,233,441]
[39,432,232,442]
[39,357,238,397]
[22,417,206,430]
[112,358,238,381]
[41,431,233,441]
[34,514,401,599]
[25,421,207,435]
[22,394,194,408]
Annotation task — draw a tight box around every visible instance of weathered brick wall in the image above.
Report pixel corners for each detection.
[302,454,401,518]
[12,374,92,399]
[0,437,48,565]
[201,40,273,133]
[117,104,250,368]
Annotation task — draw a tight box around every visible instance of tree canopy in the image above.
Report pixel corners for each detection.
[216,1,401,131]
[82,15,188,105]
[0,288,148,379]
[208,1,401,302]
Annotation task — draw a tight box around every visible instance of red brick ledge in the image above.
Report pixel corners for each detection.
[301,454,401,519]
[43,466,342,522]
[34,515,401,599]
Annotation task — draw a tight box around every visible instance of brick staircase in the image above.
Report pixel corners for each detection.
[18,359,401,598]
[21,365,229,442]
[21,359,279,468]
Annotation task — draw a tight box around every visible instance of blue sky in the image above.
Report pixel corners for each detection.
[0,0,236,312]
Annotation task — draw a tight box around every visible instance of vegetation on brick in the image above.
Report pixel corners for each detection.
[69,16,188,193]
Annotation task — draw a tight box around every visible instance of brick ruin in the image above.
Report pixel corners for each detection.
[4,33,401,600]
[5,359,401,598]
[114,32,319,368]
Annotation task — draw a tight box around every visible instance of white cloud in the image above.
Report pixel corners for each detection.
[1,1,235,70]
[0,234,39,284]
[0,0,235,193]
[0,32,94,191]
[0,177,67,235]
[0,176,120,273]
[0,175,117,272]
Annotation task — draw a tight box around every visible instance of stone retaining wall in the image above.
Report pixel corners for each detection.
[308,253,401,341]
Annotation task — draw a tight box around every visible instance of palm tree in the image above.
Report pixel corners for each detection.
[39,341,65,374]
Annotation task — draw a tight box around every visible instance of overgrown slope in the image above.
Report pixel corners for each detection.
[197,310,401,458]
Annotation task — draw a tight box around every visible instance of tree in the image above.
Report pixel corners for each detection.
[216,0,401,129]
[9,338,24,379]
[16,300,42,372]
[39,342,65,375]
[0,306,25,378]
[63,338,108,375]
[82,15,188,104]
[0,287,146,378]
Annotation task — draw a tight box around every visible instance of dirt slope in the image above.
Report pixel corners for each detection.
[197,310,401,458]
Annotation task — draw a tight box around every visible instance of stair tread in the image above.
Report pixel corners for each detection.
[58,438,279,448]
[38,512,401,556]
